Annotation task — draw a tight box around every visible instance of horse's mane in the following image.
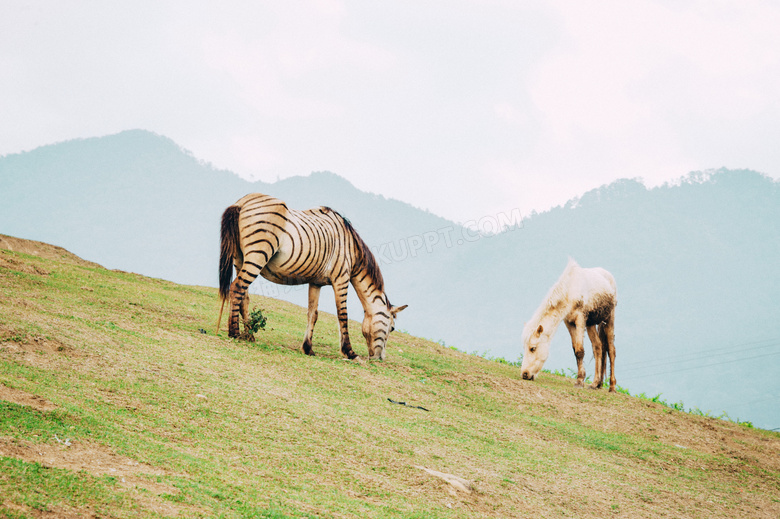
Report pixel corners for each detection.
[544,258,579,307]
[327,208,385,294]
[523,259,579,340]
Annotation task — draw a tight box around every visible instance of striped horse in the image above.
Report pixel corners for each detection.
[218,193,406,360]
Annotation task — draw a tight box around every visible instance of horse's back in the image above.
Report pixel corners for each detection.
[589,267,616,295]
[573,267,616,325]
[264,205,349,285]
[576,266,617,303]
[234,193,287,213]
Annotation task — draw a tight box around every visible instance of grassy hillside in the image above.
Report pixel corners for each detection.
[4,132,779,428]
[1,236,778,518]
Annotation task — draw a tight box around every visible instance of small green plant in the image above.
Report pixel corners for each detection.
[486,355,522,367]
[247,307,267,333]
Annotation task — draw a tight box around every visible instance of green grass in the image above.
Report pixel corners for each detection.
[544,367,757,427]
[1,245,779,518]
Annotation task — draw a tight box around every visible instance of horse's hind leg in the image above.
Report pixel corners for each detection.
[601,315,617,392]
[587,325,604,389]
[228,250,268,340]
[240,291,251,333]
[227,258,244,338]
[599,325,608,386]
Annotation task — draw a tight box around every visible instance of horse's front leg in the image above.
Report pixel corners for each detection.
[302,284,321,355]
[333,278,357,359]
[565,319,587,387]
[587,325,604,389]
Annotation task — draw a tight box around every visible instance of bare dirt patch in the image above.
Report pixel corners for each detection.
[0,334,72,356]
[0,323,79,371]
[0,436,167,482]
[0,385,57,412]
[1,499,98,518]
[0,436,195,517]
[0,234,101,269]
[0,254,50,276]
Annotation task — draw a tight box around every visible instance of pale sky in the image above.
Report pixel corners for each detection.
[2,0,779,223]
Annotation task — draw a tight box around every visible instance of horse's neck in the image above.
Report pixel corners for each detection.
[539,299,569,328]
[536,277,573,330]
[351,267,386,316]
[345,227,386,316]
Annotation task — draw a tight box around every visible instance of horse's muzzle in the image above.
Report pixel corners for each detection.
[522,371,531,380]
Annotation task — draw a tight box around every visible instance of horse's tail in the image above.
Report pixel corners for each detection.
[219,205,241,302]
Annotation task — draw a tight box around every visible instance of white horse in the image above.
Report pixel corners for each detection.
[520,259,617,392]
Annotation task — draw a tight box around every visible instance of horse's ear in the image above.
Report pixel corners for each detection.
[391,304,408,317]
[536,324,544,335]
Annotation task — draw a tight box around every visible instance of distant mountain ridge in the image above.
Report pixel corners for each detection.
[1,130,456,287]
[1,130,778,429]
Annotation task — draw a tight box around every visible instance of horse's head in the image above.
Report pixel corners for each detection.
[362,300,407,361]
[520,323,551,381]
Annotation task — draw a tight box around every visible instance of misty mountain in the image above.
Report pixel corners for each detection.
[1,130,778,429]
[0,130,454,288]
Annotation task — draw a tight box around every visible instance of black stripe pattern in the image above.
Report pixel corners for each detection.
[219,193,406,360]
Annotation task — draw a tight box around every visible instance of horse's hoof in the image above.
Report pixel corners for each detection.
[574,381,584,388]
[608,387,616,393]
[238,331,256,342]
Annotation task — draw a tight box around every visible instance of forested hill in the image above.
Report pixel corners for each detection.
[1,130,778,429]
[0,129,454,286]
